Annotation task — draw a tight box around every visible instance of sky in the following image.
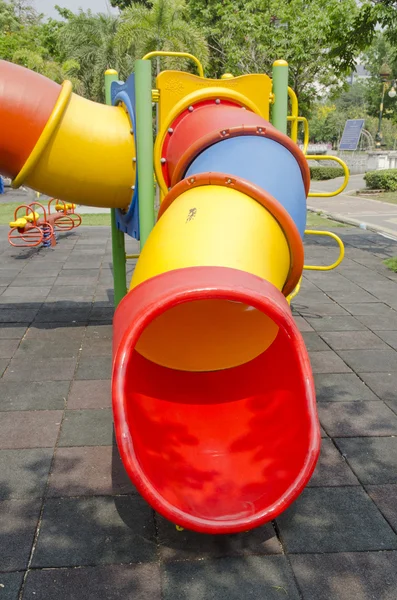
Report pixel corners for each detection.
[34,0,118,18]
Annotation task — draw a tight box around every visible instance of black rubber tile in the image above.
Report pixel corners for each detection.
[298,303,348,317]
[290,552,397,600]
[366,485,397,533]
[0,381,69,411]
[23,564,161,600]
[319,330,388,351]
[0,499,41,571]
[74,356,112,380]
[4,357,76,381]
[0,325,28,339]
[0,339,20,359]
[337,349,397,373]
[356,313,397,330]
[309,351,351,374]
[307,439,359,487]
[359,372,397,402]
[305,316,367,332]
[335,437,397,484]
[373,329,397,350]
[14,336,81,359]
[58,409,113,446]
[0,359,9,377]
[32,496,156,567]
[0,309,38,324]
[318,402,397,437]
[0,448,53,499]
[314,373,378,401]
[0,411,62,449]
[67,380,111,409]
[343,302,396,316]
[47,445,135,497]
[0,572,24,600]
[276,487,397,553]
[162,556,300,600]
[157,516,281,561]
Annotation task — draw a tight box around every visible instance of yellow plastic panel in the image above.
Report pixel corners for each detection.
[131,184,291,371]
[156,71,272,131]
[26,94,136,209]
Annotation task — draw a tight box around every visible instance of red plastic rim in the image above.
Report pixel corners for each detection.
[112,266,320,534]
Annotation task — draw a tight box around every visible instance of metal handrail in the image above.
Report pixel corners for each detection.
[142,51,204,78]
[307,155,350,197]
[303,229,345,271]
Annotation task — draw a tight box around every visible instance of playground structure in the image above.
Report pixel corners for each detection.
[0,55,349,534]
[8,198,82,248]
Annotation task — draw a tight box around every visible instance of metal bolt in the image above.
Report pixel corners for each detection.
[131,185,135,190]
[161,158,166,164]
[188,105,194,112]
[168,187,171,191]
[168,128,174,134]
[215,99,221,104]
[132,157,136,162]
[241,106,246,110]
[221,130,227,135]
[130,128,134,134]
[189,178,195,183]
[226,178,232,184]
[258,128,263,133]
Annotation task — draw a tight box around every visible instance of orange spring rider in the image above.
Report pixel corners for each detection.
[8,198,82,248]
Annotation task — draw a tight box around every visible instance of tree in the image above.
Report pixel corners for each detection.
[188,0,358,111]
[56,9,133,101]
[110,0,152,8]
[116,0,208,75]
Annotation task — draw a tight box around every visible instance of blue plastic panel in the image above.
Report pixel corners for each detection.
[186,136,307,238]
[111,74,140,240]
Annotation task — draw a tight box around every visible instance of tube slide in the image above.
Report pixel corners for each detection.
[0,60,135,209]
[113,98,320,533]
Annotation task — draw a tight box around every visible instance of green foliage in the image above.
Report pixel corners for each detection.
[117,0,208,75]
[384,256,397,272]
[56,10,130,102]
[364,169,397,191]
[110,0,152,7]
[188,0,358,110]
[310,167,345,180]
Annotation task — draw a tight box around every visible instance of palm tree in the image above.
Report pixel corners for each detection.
[116,0,209,75]
[56,10,134,101]
[12,49,85,95]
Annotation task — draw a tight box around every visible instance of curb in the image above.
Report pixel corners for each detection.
[307,205,397,240]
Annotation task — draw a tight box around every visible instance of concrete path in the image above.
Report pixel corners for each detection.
[310,174,397,236]
[0,225,397,599]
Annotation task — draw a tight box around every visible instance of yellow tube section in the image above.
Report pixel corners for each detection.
[19,91,136,209]
[131,185,291,372]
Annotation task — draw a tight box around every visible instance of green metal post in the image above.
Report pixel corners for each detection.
[272,60,289,135]
[134,59,155,247]
[105,69,127,307]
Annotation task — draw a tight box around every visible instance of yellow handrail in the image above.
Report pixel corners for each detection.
[307,155,349,197]
[303,229,345,271]
[287,115,309,154]
[287,87,299,142]
[142,51,204,78]
[286,276,302,304]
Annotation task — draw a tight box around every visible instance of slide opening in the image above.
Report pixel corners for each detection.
[135,297,279,371]
[113,270,319,532]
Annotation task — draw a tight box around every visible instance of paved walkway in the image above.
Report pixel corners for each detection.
[310,174,397,236]
[1,225,397,599]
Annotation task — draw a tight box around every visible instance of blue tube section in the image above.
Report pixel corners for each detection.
[185,136,307,238]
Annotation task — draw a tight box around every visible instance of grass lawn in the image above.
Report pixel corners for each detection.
[1,202,347,230]
[306,211,348,229]
[384,257,397,272]
[0,203,110,226]
[364,191,397,204]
